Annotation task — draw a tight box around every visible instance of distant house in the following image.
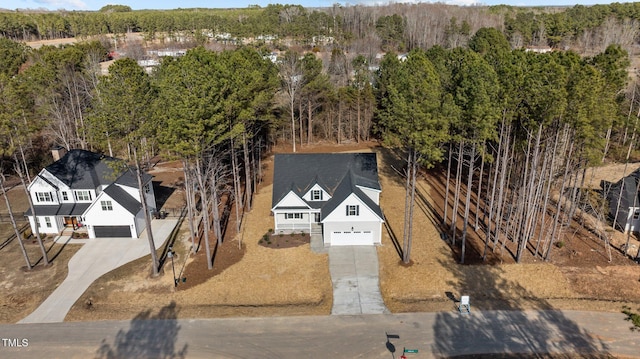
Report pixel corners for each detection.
[601,168,640,232]
[25,148,156,238]
[271,153,384,246]
[525,45,553,53]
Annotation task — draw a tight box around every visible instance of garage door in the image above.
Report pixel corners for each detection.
[331,231,373,246]
[93,225,131,238]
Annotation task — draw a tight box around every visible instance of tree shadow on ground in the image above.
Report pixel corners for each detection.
[431,249,610,358]
[95,301,188,359]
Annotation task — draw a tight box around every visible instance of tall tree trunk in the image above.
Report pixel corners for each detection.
[1,173,31,269]
[133,147,158,276]
[483,118,505,260]
[535,129,560,257]
[493,125,512,251]
[195,157,213,270]
[290,96,296,152]
[230,139,242,233]
[308,98,312,145]
[182,159,197,254]
[242,132,252,211]
[15,158,48,266]
[402,148,412,262]
[443,142,452,228]
[450,140,464,246]
[460,143,476,264]
[546,135,574,261]
[474,141,486,231]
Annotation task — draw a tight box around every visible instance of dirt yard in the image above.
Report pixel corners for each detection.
[2,141,640,324]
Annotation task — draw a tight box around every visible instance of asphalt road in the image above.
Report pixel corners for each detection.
[1,310,638,358]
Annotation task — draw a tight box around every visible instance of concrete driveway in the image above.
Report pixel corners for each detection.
[328,246,389,315]
[19,219,179,324]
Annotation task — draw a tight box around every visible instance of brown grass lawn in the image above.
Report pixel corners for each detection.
[3,141,640,324]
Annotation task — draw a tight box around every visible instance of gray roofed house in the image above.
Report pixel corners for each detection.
[26,148,157,239]
[271,153,384,246]
[601,167,640,232]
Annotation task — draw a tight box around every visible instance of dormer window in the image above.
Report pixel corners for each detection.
[311,190,323,201]
[75,190,92,201]
[36,192,53,203]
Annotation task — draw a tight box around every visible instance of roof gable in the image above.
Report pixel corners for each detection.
[102,184,142,215]
[272,153,380,209]
[320,170,383,221]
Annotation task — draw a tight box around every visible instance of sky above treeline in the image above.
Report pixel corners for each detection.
[0,0,634,12]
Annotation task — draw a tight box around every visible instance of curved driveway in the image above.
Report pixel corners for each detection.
[19,219,178,324]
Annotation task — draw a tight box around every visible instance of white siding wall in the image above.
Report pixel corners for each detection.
[321,193,383,245]
[119,185,141,202]
[28,215,63,234]
[83,193,138,239]
[357,186,380,205]
[323,221,380,245]
[28,176,60,205]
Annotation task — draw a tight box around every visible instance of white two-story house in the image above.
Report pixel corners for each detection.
[25,148,156,238]
[271,153,384,246]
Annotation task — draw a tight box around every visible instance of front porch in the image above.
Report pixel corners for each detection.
[275,223,322,235]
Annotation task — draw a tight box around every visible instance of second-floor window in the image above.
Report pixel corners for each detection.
[311,190,323,201]
[62,191,68,201]
[101,201,113,211]
[346,205,359,216]
[75,190,91,201]
[36,192,53,203]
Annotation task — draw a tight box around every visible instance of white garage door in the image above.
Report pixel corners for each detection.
[331,230,373,246]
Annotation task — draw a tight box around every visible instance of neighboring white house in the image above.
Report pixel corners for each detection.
[271,153,384,246]
[25,148,156,239]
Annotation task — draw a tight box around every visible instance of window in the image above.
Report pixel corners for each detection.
[101,200,113,211]
[346,205,359,216]
[45,217,52,228]
[61,191,68,201]
[144,184,151,194]
[311,190,323,201]
[285,213,303,219]
[36,218,40,228]
[75,190,91,201]
[36,192,53,203]
[634,209,640,220]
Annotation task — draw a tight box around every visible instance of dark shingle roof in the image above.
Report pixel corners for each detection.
[320,170,383,220]
[103,184,142,215]
[272,153,382,218]
[25,203,91,216]
[45,149,128,190]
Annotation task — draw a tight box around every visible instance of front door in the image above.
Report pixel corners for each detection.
[314,213,321,223]
[63,216,78,227]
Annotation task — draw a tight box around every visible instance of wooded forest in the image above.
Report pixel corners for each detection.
[1,2,640,271]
